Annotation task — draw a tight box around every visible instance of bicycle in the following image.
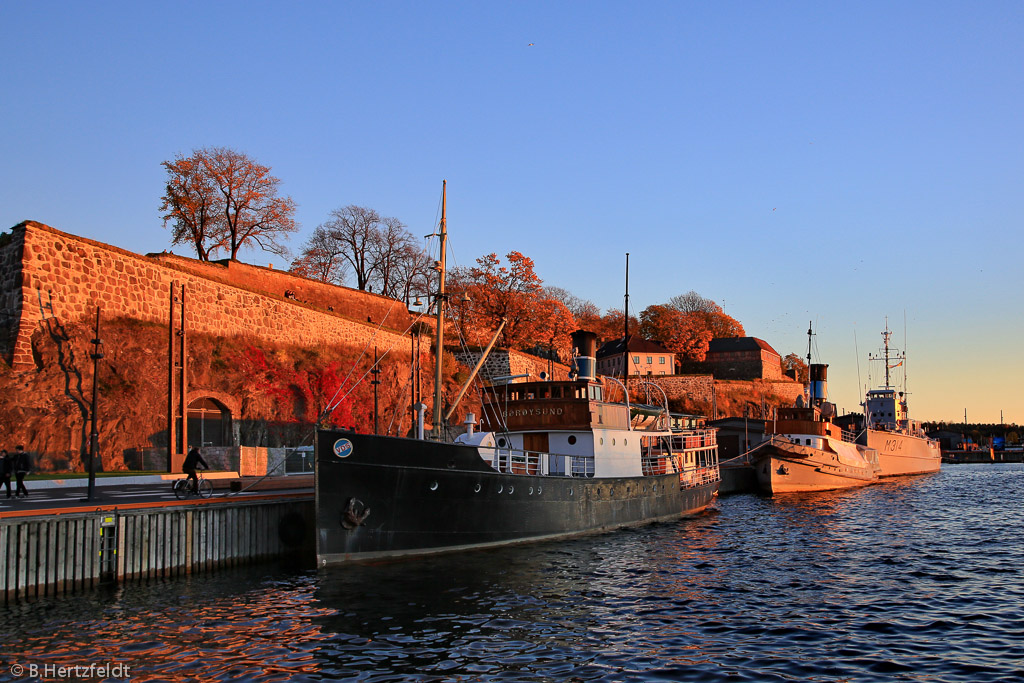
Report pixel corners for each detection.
[172,472,213,499]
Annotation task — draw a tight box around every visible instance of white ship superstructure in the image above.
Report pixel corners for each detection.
[859,324,940,477]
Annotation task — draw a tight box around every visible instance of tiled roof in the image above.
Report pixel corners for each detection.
[707,337,780,357]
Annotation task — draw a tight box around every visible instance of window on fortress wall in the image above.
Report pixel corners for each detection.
[187,397,231,448]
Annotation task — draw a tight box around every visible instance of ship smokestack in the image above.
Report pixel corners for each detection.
[570,330,598,381]
[809,363,828,405]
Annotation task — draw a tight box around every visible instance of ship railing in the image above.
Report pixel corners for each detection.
[679,464,721,488]
[478,447,596,477]
[665,429,718,450]
[644,434,721,486]
[641,449,683,476]
[841,429,859,443]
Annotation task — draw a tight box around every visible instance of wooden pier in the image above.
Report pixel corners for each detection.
[1,494,314,602]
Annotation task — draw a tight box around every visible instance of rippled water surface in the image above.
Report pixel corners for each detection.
[3,463,1024,682]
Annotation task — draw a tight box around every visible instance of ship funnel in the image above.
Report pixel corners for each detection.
[809,363,829,404]
[570,330,598,381]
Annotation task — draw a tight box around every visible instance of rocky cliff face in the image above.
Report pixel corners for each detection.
[0,316,461,472]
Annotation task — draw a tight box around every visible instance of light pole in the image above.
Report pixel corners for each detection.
[371,347,381,435]
[86,306,104,501]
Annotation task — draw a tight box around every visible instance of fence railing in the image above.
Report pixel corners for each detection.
[477,445,719,487]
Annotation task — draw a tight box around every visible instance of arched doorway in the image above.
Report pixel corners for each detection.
[187,397,232,447]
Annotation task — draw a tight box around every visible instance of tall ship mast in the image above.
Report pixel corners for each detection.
[858,321,941,477]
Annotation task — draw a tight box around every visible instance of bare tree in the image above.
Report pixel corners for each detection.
[289,225,349,284]
[543,286,600,319]
[372,216,417,298]
[391,243,433,305]
[316,205,430,299]
[668,290,723,314]
[324,205,380,290]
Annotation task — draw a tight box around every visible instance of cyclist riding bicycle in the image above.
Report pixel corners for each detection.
[182,446,209,493]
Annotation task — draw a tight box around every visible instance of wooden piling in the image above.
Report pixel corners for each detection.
[1,497,314,603]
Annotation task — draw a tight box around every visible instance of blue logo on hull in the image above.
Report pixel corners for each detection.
[333,438,354,458]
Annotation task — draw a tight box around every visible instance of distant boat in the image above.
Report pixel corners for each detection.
[314,184,719,566]
[858,323,941,477]
[753,325,880,494]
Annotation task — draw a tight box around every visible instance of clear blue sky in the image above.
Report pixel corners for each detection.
[3,1,1022,425]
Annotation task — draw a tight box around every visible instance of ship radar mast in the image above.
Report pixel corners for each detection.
[882,320,893,390]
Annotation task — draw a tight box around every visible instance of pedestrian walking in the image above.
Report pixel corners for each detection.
[14,445,31,498]
[1,448,12,498]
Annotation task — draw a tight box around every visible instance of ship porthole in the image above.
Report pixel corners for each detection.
[429,481,439,491]
[537,486,542,494]
[508,486,514,494]
[624,439,628,446]
[529,487,534,495]
[568,435,577,445]
[569,488,574,496]
[498,438,507,447]
[498,485,504,493]
[612,438,616,446]
[474,483,482,493]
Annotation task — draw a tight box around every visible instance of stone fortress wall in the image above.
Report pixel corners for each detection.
[0,221,417,370]
[0,220,803,438]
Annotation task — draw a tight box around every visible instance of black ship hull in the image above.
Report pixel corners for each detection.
[316,429,717,566]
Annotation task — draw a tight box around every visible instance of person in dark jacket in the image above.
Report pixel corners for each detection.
[182,446,209,493]
[14,445,31,498]
[1,449,12,499]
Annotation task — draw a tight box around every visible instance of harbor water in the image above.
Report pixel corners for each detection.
[2,463,1023,682]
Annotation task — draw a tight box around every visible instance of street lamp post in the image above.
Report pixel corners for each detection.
[86,306,104,501]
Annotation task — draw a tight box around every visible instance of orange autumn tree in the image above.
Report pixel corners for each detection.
[450,251,575,351]
[667,290,745,338]
[533,297,578,359]
[160,147,298,261]
[639,304,715,362]
[591,309,640,345]
[160,155,224,261]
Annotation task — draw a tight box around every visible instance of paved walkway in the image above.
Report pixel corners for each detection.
[0,474,313,519]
